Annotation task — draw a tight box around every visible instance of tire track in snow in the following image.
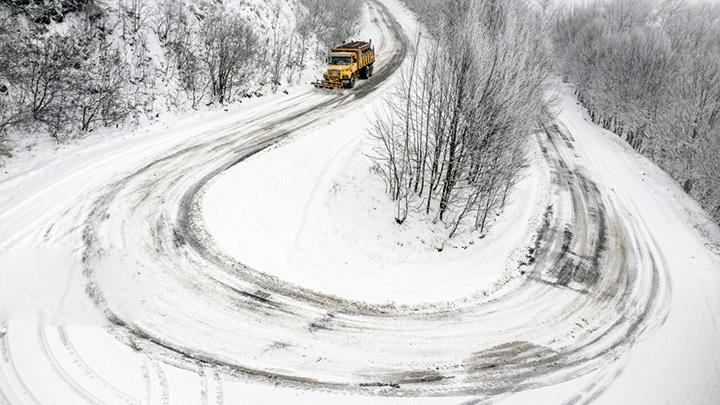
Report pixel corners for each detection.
[0,322,34,405]
[36,319,103,404]
[196,363,224,405]
[140,358,151,405]
[56,326,139,405]
[149,359,169,405]
[198,364,208,405]
[213,370,224,405]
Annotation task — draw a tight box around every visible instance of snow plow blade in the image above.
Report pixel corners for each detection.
[312,80,343,89]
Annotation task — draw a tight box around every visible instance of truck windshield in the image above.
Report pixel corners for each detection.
[330,56,351,65]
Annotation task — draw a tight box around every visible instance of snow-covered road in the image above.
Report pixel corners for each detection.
[1,0,719,403]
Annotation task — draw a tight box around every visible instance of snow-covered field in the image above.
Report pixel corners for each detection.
[1,0,719,404]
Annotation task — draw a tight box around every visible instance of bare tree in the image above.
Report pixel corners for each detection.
[74,40,128,131]
[119,0,151,38]
[288,5,314,83]
[266,5,289,92]
[200,12,257,104]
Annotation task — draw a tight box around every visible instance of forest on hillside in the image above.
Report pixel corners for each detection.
[553,0,720,224]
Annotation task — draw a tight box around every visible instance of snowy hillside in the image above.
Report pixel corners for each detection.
[0,0,359,158]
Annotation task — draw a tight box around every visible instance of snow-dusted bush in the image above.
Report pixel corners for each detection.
[371,0,555,237]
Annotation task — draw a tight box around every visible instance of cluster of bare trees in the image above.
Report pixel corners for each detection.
[199,13,257,104]
[371,0,555,237]
[554,0,720,223]
[0,10,128,144]
[1,0,93,23]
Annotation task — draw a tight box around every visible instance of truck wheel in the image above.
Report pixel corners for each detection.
[368,64,374,77]
[359,66,367,80]
[350,75,356,88]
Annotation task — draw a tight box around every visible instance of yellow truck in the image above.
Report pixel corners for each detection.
[312,40,375,89]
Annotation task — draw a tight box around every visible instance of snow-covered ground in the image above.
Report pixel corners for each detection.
[1,0,719,403]
[201,78,547,306]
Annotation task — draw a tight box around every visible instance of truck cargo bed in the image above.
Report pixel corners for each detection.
[332,41,372,53]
